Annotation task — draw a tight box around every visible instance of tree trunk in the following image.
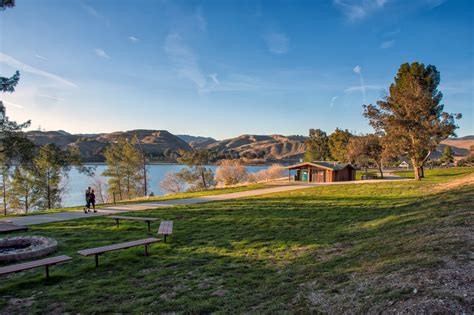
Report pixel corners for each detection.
[200,166,207,190]
[420,165,425,178]
[412,159,422,180]
[143,156,147,196]
[2,173,6,216]
[378,164,384,179]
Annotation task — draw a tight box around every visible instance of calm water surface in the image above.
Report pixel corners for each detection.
[63,164,268,207]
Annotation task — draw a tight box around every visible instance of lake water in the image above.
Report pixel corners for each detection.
[63,164,268,207]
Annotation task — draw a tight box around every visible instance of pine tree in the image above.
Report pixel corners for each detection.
[103,137,145,201]
[440,146,454,164]
[177,149,216,190]
[32,144,84,210]
[328,128,352,162]
[9,166,36,213]
[304,129,330,161]
[364,62,461,180]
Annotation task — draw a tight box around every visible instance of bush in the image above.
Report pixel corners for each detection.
[215,160,248,186]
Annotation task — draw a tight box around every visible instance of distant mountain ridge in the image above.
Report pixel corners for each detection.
[25,129,472,163]
[26,129,191,162]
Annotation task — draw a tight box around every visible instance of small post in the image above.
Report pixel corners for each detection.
[45,265,50,279]
[147,221,151,232]
[144,244,149,257]
[164,234,167,243]
[95,254,99,268]
[115,218,119,228]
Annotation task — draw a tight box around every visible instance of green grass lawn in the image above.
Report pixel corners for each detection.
[0,167,472,313]
[2,183,269,218]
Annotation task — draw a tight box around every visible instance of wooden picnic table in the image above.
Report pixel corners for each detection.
[109,215,159,232]
[158,221,173,243]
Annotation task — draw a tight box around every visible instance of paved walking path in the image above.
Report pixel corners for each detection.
[3,176,409,227]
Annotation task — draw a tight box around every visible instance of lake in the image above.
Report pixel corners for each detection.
[63,164,268,208]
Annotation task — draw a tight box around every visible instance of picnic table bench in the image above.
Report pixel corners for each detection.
[78,238,161,267]
[0,222,28,234]
[109,215,159,232]
[0,255,72,280]
[158,221,173,243]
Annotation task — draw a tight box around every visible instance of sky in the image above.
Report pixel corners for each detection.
[0,0,472,140]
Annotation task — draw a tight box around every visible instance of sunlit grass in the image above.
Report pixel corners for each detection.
[0,167,472,312]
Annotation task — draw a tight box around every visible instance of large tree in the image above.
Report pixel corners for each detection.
[364,62,460,180]
[31,144,86,210]
[177,149,216,191]
[103,137,145,201]
[440,146,454,164]
[328,128,352,162]
[347,134,385,178]
[305,129,330,162]
[0,71,34,214]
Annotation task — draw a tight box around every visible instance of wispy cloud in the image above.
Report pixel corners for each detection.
[128,36,140,43]
[2,100,24,109]
[263,32,289,55]
[94,48,110,59]
[380,39,395,49]
[164,33,207,92]
[353,65,362,74]
[344,84,384,92]
[383,29,400,37]
[82,3,110,26]
[35,54,48,60]
[39,94,65,102]
[0,52,77,88]
[330,96,339,108]
[333,0,387,21]
[352,65,367,103]
[208,73,220,85]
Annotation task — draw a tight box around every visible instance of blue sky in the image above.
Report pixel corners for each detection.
[0,0,472,139]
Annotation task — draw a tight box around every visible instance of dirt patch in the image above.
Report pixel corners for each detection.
[293,223,473,314]
[428,172,474,193]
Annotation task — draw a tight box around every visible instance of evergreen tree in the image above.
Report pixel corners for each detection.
[102,137,145,201]
[328,128,352,162]
[304,129,330,161]
[440,146,454,164]
[9,165,36,213]
[0,71,33,214]
[177,149,216,190]
[32,144,85,210]
[364,62,461,180]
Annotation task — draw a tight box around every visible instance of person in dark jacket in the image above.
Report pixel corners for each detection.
[83,187,91,214]
[90,189,97,213]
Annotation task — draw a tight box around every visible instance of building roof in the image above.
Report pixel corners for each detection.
[287,161,355,171]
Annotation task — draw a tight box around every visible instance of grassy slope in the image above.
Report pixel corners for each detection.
[0,168,472,313]
[2,183,268,218]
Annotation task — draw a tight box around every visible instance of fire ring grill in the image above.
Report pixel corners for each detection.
[0,236,57,262]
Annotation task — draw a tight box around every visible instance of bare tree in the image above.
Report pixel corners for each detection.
[91,176,109,204]
[160,172,186,195]
[215,160,248,186]
[249,164,285,183]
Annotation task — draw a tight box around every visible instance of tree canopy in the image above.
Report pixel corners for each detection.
[363,62,460,180]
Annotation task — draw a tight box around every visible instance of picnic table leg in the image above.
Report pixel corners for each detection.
[147,221,151,232]
[115,218,119,228]
[95,254,99,268]
[164,234,167,243]
[45,265,50,279]
[144,244,149,257]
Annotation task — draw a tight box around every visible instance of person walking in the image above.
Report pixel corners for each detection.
[83,187,91,214]
[90,189,97,213]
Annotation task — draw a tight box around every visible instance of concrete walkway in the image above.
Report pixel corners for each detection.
[3,176,409,226]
